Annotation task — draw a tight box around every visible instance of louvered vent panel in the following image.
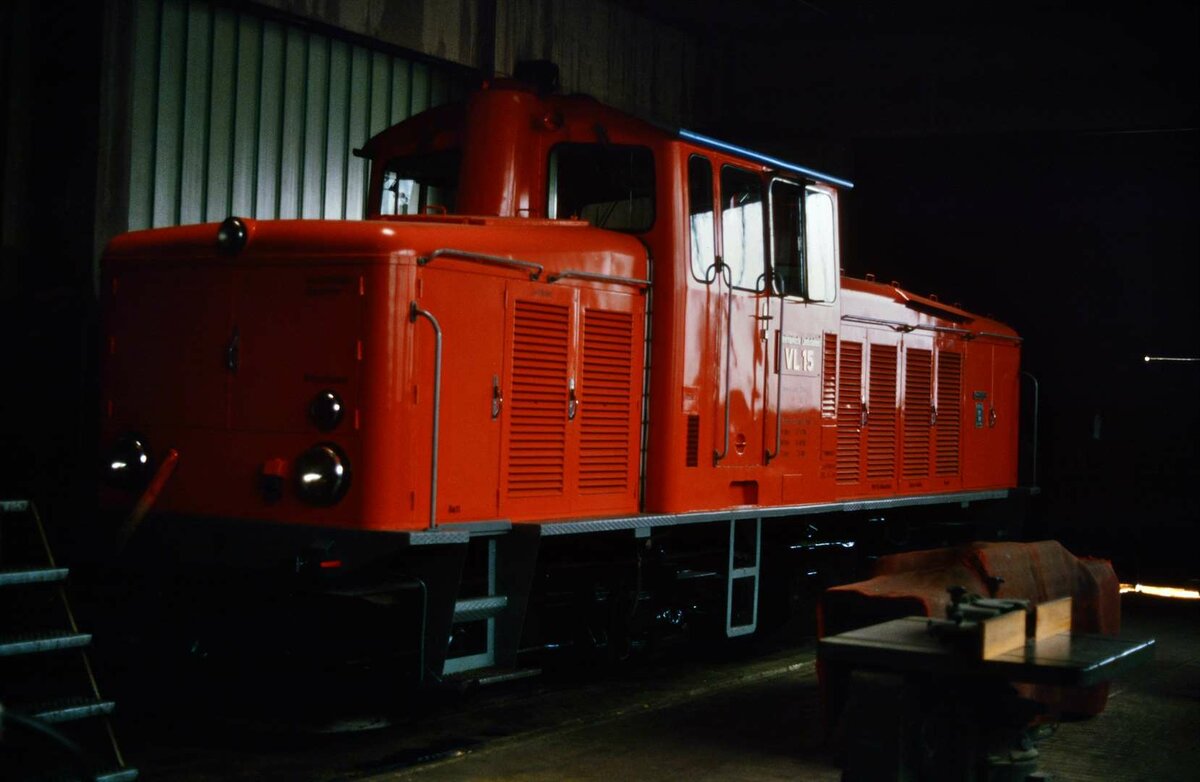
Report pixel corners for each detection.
[903,349,933,478]
[506,300,570,496]
[836,341,863,483]
[866,344,898,480]
[686,415,700,467]
[936,351,963,475]
[579,309,635,493]
[821,333,838,419]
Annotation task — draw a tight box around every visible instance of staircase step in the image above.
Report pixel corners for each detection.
[0,630,92,657]
[1,499,132,780]
[29,696,117,724]
[453,595,508,623]
[0,566,70,587]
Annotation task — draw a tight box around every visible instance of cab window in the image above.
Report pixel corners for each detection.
[688,155,716,280]
[548,143,655,231]
[720,165,765,290]
[770,180,804,296]
[769,179,837,302]
[379,150,461,215]
[804,189,837,302]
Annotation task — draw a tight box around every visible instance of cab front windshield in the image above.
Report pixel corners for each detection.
[379,149,461,216]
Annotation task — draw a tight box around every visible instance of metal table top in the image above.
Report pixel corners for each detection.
[819,616,1155,687]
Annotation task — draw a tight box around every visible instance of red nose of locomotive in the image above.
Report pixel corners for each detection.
[99,218,373,535]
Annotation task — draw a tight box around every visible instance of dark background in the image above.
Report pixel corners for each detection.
[2,0,1197,582]
[653,0,1199,582]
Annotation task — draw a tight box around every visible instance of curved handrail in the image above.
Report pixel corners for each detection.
[410,302,443,530]
[547,270,650,288]
[418,248,543,280]
[764,271,786,464]
[1021,370,1040,487]
[713,262,733,465]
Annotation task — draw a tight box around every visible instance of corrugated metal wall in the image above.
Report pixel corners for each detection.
[256,1,701,128]
[127,0,466,229]
[496,0,697,126]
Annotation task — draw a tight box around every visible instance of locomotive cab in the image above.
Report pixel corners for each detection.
[361,80,660,226]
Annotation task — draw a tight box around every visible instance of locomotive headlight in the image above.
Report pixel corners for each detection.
[308,389,345,431]
[103,433,152,490]
[294,443,352,506]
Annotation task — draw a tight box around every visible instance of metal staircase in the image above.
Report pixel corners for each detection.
[0,499,137,782]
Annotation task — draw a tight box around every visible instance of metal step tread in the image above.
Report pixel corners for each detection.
[27,695,116,724]
[453,595,509,623]
[439,664,542,687]
[0,566,70,587]
[0,630,92,657]
[675,568,719,581]
[95,768,139,782]
[320,580,427,598]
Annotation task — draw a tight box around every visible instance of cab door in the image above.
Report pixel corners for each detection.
[714,164,769,469]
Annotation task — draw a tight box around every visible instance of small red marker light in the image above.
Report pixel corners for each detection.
[319,560,343,569]
[262,458,288,478]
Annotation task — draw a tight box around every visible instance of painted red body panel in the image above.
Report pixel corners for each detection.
[100,83,1020,535]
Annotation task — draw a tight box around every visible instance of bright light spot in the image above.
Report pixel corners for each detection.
[381,227,395,236]
[1144,356,1150,362]
[333,464,344,476]
[138,454,148,464]
[301,472,324,485]
[111,461,127,470]
[1120,583,1200,600]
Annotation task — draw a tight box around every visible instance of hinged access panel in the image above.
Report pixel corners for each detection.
[499,282,644,520]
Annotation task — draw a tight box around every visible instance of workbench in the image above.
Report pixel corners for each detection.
[819,617,1154,781]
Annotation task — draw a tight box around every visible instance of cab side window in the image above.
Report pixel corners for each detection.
[770,180,804,296]
[804,189,837,302]
[720,166,765,290]
[380,150,461,215]
[688,155,715,280]
[769,179,837,302]
[548,143,655,231]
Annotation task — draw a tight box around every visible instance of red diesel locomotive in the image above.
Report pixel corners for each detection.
[99,78,1022,678]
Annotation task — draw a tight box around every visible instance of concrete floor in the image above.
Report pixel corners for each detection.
[119,593,1199,781]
